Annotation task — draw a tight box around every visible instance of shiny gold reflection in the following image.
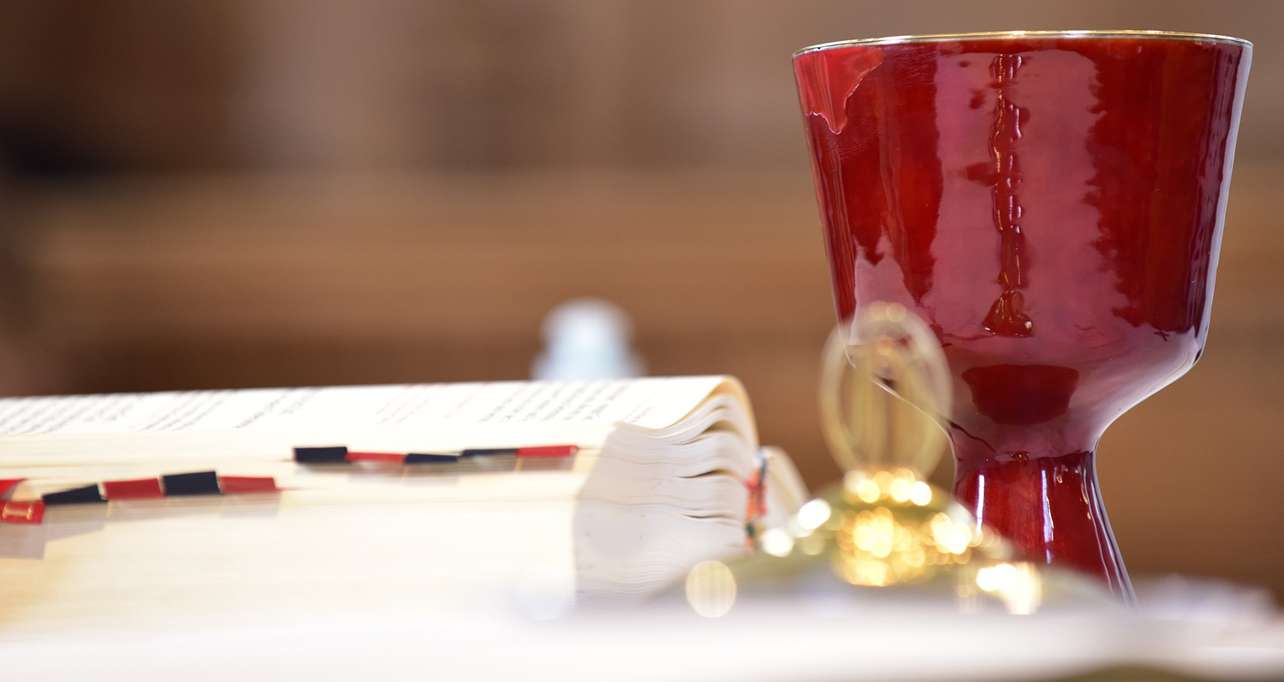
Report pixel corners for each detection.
[681,309,1083,617]
[685,464,1016,612]
[827,468,1005,588]
[814,308,1007,588]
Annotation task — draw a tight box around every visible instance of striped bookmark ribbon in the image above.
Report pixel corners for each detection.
[294,444,579,465]
[0,472,281,525]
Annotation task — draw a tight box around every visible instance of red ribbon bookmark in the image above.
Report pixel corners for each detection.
[516,445,579,458]
[102,478,165,500]
[0,500,45,524]
[345,451,408,464]
[0,479,23,499]
[217,476,280,494]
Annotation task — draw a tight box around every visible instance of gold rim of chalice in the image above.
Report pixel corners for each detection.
[793,30,1252,58]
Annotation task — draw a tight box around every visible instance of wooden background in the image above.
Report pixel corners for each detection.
[1,1,1281,596]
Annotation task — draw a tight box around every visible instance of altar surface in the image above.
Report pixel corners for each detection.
[4,484,1283,681]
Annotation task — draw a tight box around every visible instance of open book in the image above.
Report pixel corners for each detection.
[0,377,809,598]
[0,377,807,524]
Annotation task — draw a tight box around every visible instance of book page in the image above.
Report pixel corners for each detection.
[0,377,737,465]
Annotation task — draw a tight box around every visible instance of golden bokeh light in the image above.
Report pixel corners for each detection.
[685,560,738,618]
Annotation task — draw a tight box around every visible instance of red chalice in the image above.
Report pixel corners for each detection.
[794,31,1251,597]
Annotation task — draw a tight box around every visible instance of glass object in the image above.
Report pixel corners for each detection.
[793,31,1252,597]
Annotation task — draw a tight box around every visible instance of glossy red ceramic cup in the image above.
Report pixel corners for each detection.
[794,31,1251,597]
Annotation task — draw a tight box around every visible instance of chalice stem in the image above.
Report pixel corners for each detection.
[952,445,1133,599]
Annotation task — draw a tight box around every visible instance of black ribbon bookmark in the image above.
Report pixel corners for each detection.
[460,448,518,458]
[294,446,350,464]
[161,471,222,496]
[42,484,106,506]
[405,452,456,464]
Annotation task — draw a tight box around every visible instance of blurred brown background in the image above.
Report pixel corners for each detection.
[0,1,1281,594]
